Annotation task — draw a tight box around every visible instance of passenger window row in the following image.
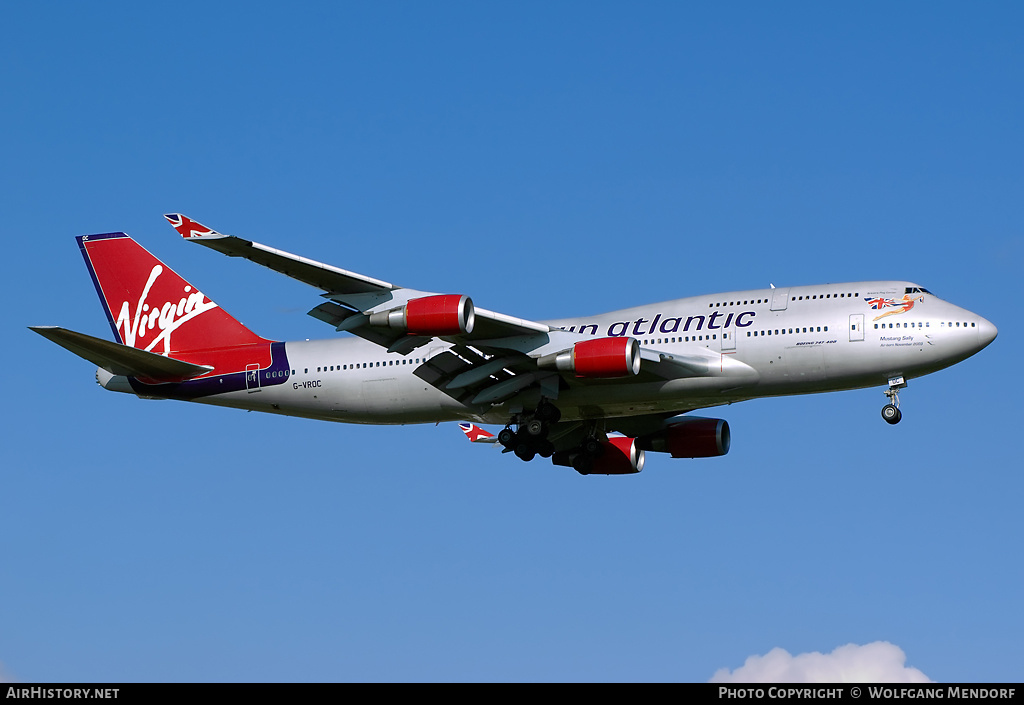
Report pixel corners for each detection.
[709,299,767,308]
[873,321,976,329]
[294,358,426,375]
[747,326,828,337]
[639,335,717,345]
[792,292,859,301]
[875,322,929,329]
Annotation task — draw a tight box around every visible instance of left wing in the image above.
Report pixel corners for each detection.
[164,214,550,343]
[163,215,758,410]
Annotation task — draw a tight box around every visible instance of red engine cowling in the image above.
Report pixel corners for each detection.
[369,294,475,336]
[564,337,641,378]
[638,417,730,458]
[590,436,646,475]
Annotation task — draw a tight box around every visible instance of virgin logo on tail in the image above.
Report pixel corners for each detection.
[116,264,218,353]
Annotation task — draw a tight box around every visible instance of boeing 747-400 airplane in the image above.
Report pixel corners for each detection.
[32,214,997,475]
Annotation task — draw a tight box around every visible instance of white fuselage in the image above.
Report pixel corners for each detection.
[153,281,994,427]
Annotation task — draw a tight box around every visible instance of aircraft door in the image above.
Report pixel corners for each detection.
[722,327,736,351]
[245,363,261,393]
[849,314,865,342]
[770,287,790,311]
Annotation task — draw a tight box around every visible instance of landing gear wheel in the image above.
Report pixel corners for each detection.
[537,440,555,458]
[881,376,907,425]
[524,419,547,438]
[572,453,593,475]
[514,444,536,462]
[881,404,902,425]
[498,428,516,447]
[582,438,604,458]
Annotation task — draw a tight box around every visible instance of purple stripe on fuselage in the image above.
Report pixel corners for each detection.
[128,342,292,400]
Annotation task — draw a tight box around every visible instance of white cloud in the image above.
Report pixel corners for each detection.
[710,642,932,683]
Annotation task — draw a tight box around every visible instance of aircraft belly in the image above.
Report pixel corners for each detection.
[487,376,748,422]
[350,375,441,422]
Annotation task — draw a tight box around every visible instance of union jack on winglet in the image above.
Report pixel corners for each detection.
[459,423,497,443]
[164,213,220,239]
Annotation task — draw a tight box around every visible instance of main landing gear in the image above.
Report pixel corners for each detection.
[499,403,615,474]
[881,376,906,425]
[498,401,562,462]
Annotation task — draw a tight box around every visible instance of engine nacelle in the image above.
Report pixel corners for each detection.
[539,336,641,378]
[591,437,646,475]
[638,417,730,458]
[369,294,475,336]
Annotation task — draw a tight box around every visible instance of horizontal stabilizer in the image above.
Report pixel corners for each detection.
[30,326,213,382]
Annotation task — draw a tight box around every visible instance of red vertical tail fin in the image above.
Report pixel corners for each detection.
[78,232,271,356]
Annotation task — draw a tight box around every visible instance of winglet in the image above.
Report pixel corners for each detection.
[459,422,497,443]
[164,213,222,239]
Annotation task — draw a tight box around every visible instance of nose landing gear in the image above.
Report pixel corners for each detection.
[881,376,906,425]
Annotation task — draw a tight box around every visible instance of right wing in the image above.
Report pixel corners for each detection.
[458,422,498,443]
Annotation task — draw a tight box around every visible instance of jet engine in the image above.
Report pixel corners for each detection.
[369,294,475,336]
[552,436,645,475]
[538,336,641,378]
[637,417,730,458]
[591,436,646,474]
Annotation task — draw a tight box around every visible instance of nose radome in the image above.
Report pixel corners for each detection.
[978,317,998,348]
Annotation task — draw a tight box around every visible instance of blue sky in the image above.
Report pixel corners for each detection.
[2,2,1021,682]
